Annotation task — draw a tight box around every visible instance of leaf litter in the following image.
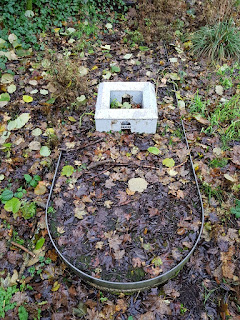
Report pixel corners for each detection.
[49,103,202,282]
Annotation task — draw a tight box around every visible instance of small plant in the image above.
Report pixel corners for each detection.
[47,53,88,105]
[18,305,28,320]
[202,181,223,202]
[110,99,132,109]
[180,303,188,314]
[220,77,233,89]
[21,201,36,219]
[191,19,240,62]
[0,285,19,318]
[204,93,240,146]
[189,91,207,115]
[24,174,41,188]
[99,291,108,303]
[209,158,228,168]
[230,199,240,218]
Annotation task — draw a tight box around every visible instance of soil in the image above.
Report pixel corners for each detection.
[48,99,202,283]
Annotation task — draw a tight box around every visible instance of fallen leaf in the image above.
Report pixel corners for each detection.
[193,113,210,125]
[23,95,33,103]
[74,208,87,219]
[40,146,51,157]
[162,158,175,168]
[52,281,60,292]
[215,85,223,95]
[148,146,160,155]
[1,73,14,84]
[104,200,113,208]
[224,173,235,183]
[128,177,148,192]
[7,113,31,130]
[34,181,47,195]
[61,165,74,177]
[29,140,41,150]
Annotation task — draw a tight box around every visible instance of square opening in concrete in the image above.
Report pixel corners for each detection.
[110,91,143,109]
[95,82,158,134]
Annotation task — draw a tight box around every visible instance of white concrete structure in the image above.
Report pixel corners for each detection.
[95,82,158,134]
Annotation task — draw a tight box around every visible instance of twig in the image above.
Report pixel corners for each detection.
[172,159,188,169]
[11,241,35,257]
[87,159,114,170]
[85,165,115,181]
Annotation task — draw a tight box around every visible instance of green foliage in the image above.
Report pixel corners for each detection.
[230,199,240,218]
[204,94,240,146]
[0,0,83,50]
[35,237,45,250]
[18,305,29,320]
[191,19,240,62]
[209,158,228,168]
[202,181,223,202]
[4,197,21,214]
[148,147,160,155]
[0,285,19,318]
[24,174,41,188]
[21,201,36,219]
[87,0,127,14]
[189,91,208,115]
[0,189,13,202]
[61,165,75,177]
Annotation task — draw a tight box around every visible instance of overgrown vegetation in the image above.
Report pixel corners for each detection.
[191,18,240,62]
[46,52,88,106]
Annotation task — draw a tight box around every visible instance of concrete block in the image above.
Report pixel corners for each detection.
[95,82,158,134]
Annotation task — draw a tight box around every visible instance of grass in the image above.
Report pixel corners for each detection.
[189,91,208,115]
[191,19,240,63]
[203,93,240,146]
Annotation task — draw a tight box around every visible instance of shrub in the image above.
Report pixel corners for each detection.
[47,53,88,106]
[191,19,240,62]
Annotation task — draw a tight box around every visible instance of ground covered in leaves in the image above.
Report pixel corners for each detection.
[0,3,240,320]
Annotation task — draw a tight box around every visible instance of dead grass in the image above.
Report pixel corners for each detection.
[137,0,240,43]
[48,53,88,108]
[203,0,239,24]
[137,0,187,41]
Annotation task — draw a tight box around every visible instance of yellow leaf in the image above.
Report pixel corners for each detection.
[34,181,47,195]
[23,95,33,103]
[162,158,175,168]
[54,28,60,32]
[91,65,98,70]
[68,116,76,122]
[167,169,178,176]
[51,281,60,292]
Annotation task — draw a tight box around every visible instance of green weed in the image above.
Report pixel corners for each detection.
[24,174,41,188]
[191,19,240,62]
[209,158,228,168]
[230,199,240,218]
[219,77,233,89]
[189,91,208,115]
[202,181,223,202]
[21,201,36,220]
[204,94,240,146]
[0,285,19,318]
[18,305,28,320]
